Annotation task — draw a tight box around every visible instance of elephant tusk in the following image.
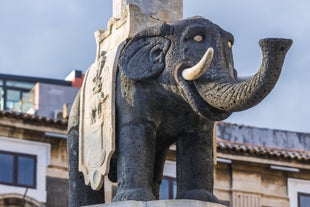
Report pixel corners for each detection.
[182,47,214,81]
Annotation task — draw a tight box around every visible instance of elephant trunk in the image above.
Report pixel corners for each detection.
[194,38,292,112]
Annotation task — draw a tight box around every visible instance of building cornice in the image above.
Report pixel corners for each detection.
[0,111,67,134]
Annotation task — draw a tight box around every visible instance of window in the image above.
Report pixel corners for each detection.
[6,89,21,110]
[159,176,177,199]
[298,192,310,207]
[0,150,37,188]
[288,178,310,207]
[0,78,35,111]
[6,81,34,90]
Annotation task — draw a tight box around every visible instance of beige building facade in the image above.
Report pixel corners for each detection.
[0,111,68,207]
[215,142,310,207]
[0,110,309,207]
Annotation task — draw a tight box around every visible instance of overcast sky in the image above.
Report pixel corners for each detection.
[0,0,309,133]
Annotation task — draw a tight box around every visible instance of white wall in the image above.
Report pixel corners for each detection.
[36,83,79,118]
[163,160,176,178]
[0,137,50,203]
[288,178,310,207]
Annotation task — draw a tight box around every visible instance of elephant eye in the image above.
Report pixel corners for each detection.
[228,41,233,48]
[193,35,204,42]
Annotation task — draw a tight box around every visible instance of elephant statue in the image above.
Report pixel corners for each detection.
[67,17,292,206]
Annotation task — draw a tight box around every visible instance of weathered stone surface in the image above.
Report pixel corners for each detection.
[69,0,292,205]
[73,16,291,202]
[113,0,182,23]
[79,43,125,190]
[79,1,168,191]
[68,93,105,206]
[88,200,227,207]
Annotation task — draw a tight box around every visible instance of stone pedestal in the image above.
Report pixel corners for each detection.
[88,200,227,207]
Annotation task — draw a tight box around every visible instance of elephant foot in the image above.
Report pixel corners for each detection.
[177,189,219,203]
[112,188,155,202]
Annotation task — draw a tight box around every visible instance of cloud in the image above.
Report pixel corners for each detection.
[0,0,111,78]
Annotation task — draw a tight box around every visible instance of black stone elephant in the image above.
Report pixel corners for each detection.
[67,17,292,206]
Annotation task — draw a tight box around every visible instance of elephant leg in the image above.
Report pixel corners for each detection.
[67,91,105,207]
[113,121,156,201]
[152,141,170,199]
[175,123,219,203]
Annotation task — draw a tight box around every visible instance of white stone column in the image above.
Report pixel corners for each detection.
[113,0,183,23]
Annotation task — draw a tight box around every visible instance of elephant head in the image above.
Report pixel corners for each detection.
[119,17,292,121]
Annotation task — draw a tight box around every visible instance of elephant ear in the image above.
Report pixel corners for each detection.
[119,35,171,81]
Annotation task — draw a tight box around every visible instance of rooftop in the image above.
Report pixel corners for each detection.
[0,111,67,130]
[217,138,310,162]
[0,73,71,86]
[216,122,310,151]
[0,111,309,163]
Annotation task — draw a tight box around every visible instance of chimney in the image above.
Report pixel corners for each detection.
[65,70,85,88]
